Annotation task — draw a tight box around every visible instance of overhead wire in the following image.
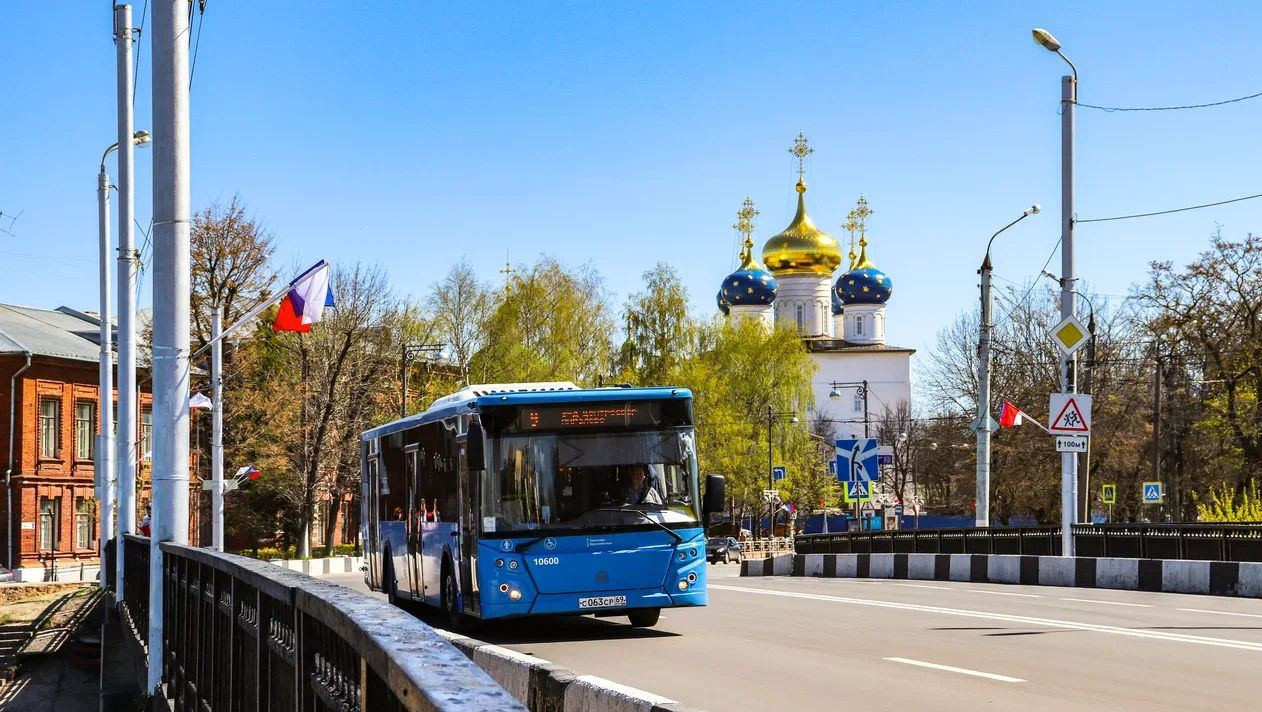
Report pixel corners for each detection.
[132,0,147,107]
[1075,89,1262,113]
[1075,192,1262,224]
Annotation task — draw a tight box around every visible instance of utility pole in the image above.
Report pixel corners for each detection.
[1079,312,1096,522]
[974,255,994,528]
[1032,27,1078,556]
[96,158,115,588]
[1152,352,1162,522]
[149,0,192,694]
[766,404,773,541]
[1058,70,1078,556]
[114,3,138,600]
[211,305,224,550]
[971,205,1037,529]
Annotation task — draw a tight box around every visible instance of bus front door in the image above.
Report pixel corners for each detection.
[405,446,423,599]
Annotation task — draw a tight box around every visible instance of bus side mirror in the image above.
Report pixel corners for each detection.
[703,474,725,523]
[467,421,485,471]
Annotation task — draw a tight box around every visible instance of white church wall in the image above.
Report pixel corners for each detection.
[807,350,912,440]
[774,276,832,337]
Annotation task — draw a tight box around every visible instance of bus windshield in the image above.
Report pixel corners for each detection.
[481,428,699,534]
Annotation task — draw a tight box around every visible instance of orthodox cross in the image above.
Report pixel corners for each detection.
[499,252,516,290]
[733,196,759,253]
[788,132,814,182]
[853,195,873,246]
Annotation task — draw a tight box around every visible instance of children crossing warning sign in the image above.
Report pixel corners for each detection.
[1048,394,1092,435]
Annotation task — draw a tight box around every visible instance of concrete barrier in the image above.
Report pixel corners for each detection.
[436,630,702,712]
[268,555,364,574]
[743,552,1262,599]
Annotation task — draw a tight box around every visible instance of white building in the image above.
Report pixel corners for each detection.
[716,136,913,438]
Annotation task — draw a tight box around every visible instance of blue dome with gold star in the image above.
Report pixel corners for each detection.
[832,288,844,316]
[716,289,730,315]
[837,266,892,305]
[721,263,778,306]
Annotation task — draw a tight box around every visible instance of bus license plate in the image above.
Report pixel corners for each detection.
[578,595,626,609]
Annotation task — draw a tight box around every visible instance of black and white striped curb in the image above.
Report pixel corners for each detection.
[742,552,1262,598]
[436,629,704,712]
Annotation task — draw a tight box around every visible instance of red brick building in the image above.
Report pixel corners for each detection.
[0,304,171,581]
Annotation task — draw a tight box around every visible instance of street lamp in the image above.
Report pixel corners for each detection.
[400,343,445,417]
[974,205,1040,528]
[827,381,869,437]
[1034,26,1080,556]
[96,128,151,577]
[762,406,798,540]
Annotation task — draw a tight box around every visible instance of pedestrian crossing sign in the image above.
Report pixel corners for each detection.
[1101,484,1116,505]
[843,480,871,503]
[1142,481,1163,504]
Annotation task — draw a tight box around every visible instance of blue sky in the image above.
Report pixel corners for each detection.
[3,2,1260,357]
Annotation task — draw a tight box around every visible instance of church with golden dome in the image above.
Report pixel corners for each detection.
[717,134,913,439]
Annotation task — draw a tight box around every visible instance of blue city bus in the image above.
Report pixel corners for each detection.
[360,381,724,628]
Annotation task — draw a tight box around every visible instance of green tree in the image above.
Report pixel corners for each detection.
[471,257,615,385]
[1196,480,1262,522]
[670,318,816,531]
[618,263,693,385]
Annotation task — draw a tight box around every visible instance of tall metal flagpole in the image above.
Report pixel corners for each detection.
[149,0,192,693]
[114,2,138,599]
[1059,72,1078,557]
[96,162,115,586]
[211,305,224,551]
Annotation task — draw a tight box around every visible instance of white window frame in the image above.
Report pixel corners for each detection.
[39,398,60,459]
[75,497,94,550]
[39,497,59,551]
[855,315,865,336]
[75,401,95,460]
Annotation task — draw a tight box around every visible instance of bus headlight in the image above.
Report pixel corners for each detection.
[509,589,522,601]
[677,579,689,591]
[495,558,504,568]
[687,572,697,584]
[689,548,697,558]
[677,552,686,561]
[508,560,518,570]
[499,583,510,593]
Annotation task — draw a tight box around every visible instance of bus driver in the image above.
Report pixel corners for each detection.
[624,464,664,506]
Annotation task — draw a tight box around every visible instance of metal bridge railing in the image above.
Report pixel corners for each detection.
[114,538,524,712]
[795,523,1262,561]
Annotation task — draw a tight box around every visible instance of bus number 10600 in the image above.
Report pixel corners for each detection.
[532,557,560,566]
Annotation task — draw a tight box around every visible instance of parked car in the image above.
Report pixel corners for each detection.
[706,536,742,564]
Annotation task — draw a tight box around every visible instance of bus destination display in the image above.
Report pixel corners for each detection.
[522,404,647,430]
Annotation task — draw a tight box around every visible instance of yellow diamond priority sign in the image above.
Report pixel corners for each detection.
[1049,314,1090,357]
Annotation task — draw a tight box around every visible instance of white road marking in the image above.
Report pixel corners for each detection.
[884,657,1025,683]
[709,584,1262,652]
[1177,607,1262,619]
[968,589,1042,598]
[1060,597,1152,608]
[891,583,952,590]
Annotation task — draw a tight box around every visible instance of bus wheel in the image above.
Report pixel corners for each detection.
[628,608,660,628]
[442,567,465,631]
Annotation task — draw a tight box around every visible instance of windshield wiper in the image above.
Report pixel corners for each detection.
[593,507,683,544]
[514,536,548,553]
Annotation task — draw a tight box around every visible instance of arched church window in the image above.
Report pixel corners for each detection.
[855,315,864,336]
[795,304,804,333]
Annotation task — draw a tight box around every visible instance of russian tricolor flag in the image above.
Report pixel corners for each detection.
[273,261,335,333]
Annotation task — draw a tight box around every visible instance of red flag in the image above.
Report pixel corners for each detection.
[272,293,311,333]
[998,401,1024,428]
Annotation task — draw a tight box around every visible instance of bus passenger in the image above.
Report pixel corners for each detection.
[624,465,664,506]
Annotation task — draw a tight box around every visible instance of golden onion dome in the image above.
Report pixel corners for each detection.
[761,180,843,276]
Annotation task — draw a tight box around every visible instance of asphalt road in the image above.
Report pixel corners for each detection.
[320,564,1262,711]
